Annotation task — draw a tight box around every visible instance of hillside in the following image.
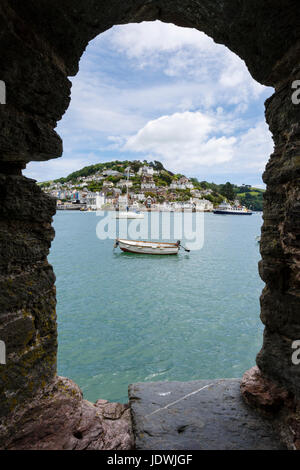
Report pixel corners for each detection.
[234,187,264,211]
[40,159,264,210]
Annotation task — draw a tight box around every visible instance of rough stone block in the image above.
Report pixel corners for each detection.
[129,379,285,450]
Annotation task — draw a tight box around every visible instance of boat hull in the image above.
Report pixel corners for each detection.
[115,211,144,219]
[117,239,179,255]
[213,210,252,215]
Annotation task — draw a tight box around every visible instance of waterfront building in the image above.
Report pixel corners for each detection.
[190,198,214,211]
[118,194,129,207]
[95,192,105,210]
[84,191,97,209]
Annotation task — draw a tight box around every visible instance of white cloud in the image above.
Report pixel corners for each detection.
[233,121,274,172]
[124,111,236,171]
[107,21,218,58]
[24,22,274,182]
[54,21,271,165]
[123,111,273,176]
[24,155,100,182]
[104,21,268,105]
[60,75,146,136]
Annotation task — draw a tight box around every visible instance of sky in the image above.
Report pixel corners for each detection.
[24,21,275,187]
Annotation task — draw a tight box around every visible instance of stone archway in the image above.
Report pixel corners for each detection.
[0,0,299,449]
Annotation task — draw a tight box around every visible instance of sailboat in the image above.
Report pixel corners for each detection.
[115,168,144,219]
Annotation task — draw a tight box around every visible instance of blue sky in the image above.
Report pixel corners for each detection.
[24,21,274,187]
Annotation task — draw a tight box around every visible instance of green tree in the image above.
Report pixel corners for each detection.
[220,182,235,201]
[131,161,142,173]
[159,170,172,185]
[153,160,164,171]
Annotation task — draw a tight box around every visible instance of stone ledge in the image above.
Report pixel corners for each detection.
[0,376,134,450]
[129,379,286,450]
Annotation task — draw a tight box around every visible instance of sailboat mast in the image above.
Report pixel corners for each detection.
[126,167,129,210]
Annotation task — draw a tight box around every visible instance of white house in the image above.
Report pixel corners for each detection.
[136,193,146,201]
[95,192,106,210]
[138,165,158,176]
[84,192,96,209]
[141,175,156,190]
[124,166,135,177]
[201,189,213,196]
[102,170,123,177]
[103,181,114,188]
[93,175,105,182]
[83,176,95,183]
[190,198,214,211]
[118,194,128,207]
[116,180,133,188]
[191,189,202,197]
[83,191,106,210]
[170,177,194,190]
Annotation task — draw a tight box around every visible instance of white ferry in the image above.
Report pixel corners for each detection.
[213,201,252,215]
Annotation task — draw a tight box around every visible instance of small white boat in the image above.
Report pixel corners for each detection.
[115,211,144,219]
[114,238,189,255]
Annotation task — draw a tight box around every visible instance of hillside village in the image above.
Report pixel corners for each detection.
[40,160,263,211]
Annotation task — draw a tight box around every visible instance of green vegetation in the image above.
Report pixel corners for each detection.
[54,160,132,183]
[234,187,264,211]
[43,158,264,210]
[192,181,264,210]
[87,182,103,192]
[219,182,235,201]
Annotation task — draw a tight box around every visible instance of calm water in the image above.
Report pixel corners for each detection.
[50,211,264,403]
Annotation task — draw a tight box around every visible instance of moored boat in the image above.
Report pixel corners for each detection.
[114,239,189,255]
[213,201,252,215]
[115,211,144,219]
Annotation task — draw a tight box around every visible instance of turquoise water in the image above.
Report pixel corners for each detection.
[50,211,264,403]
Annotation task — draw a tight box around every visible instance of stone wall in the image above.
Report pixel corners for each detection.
[257,70,300,397]
[0,169,57,420]
[0,0,299,448]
